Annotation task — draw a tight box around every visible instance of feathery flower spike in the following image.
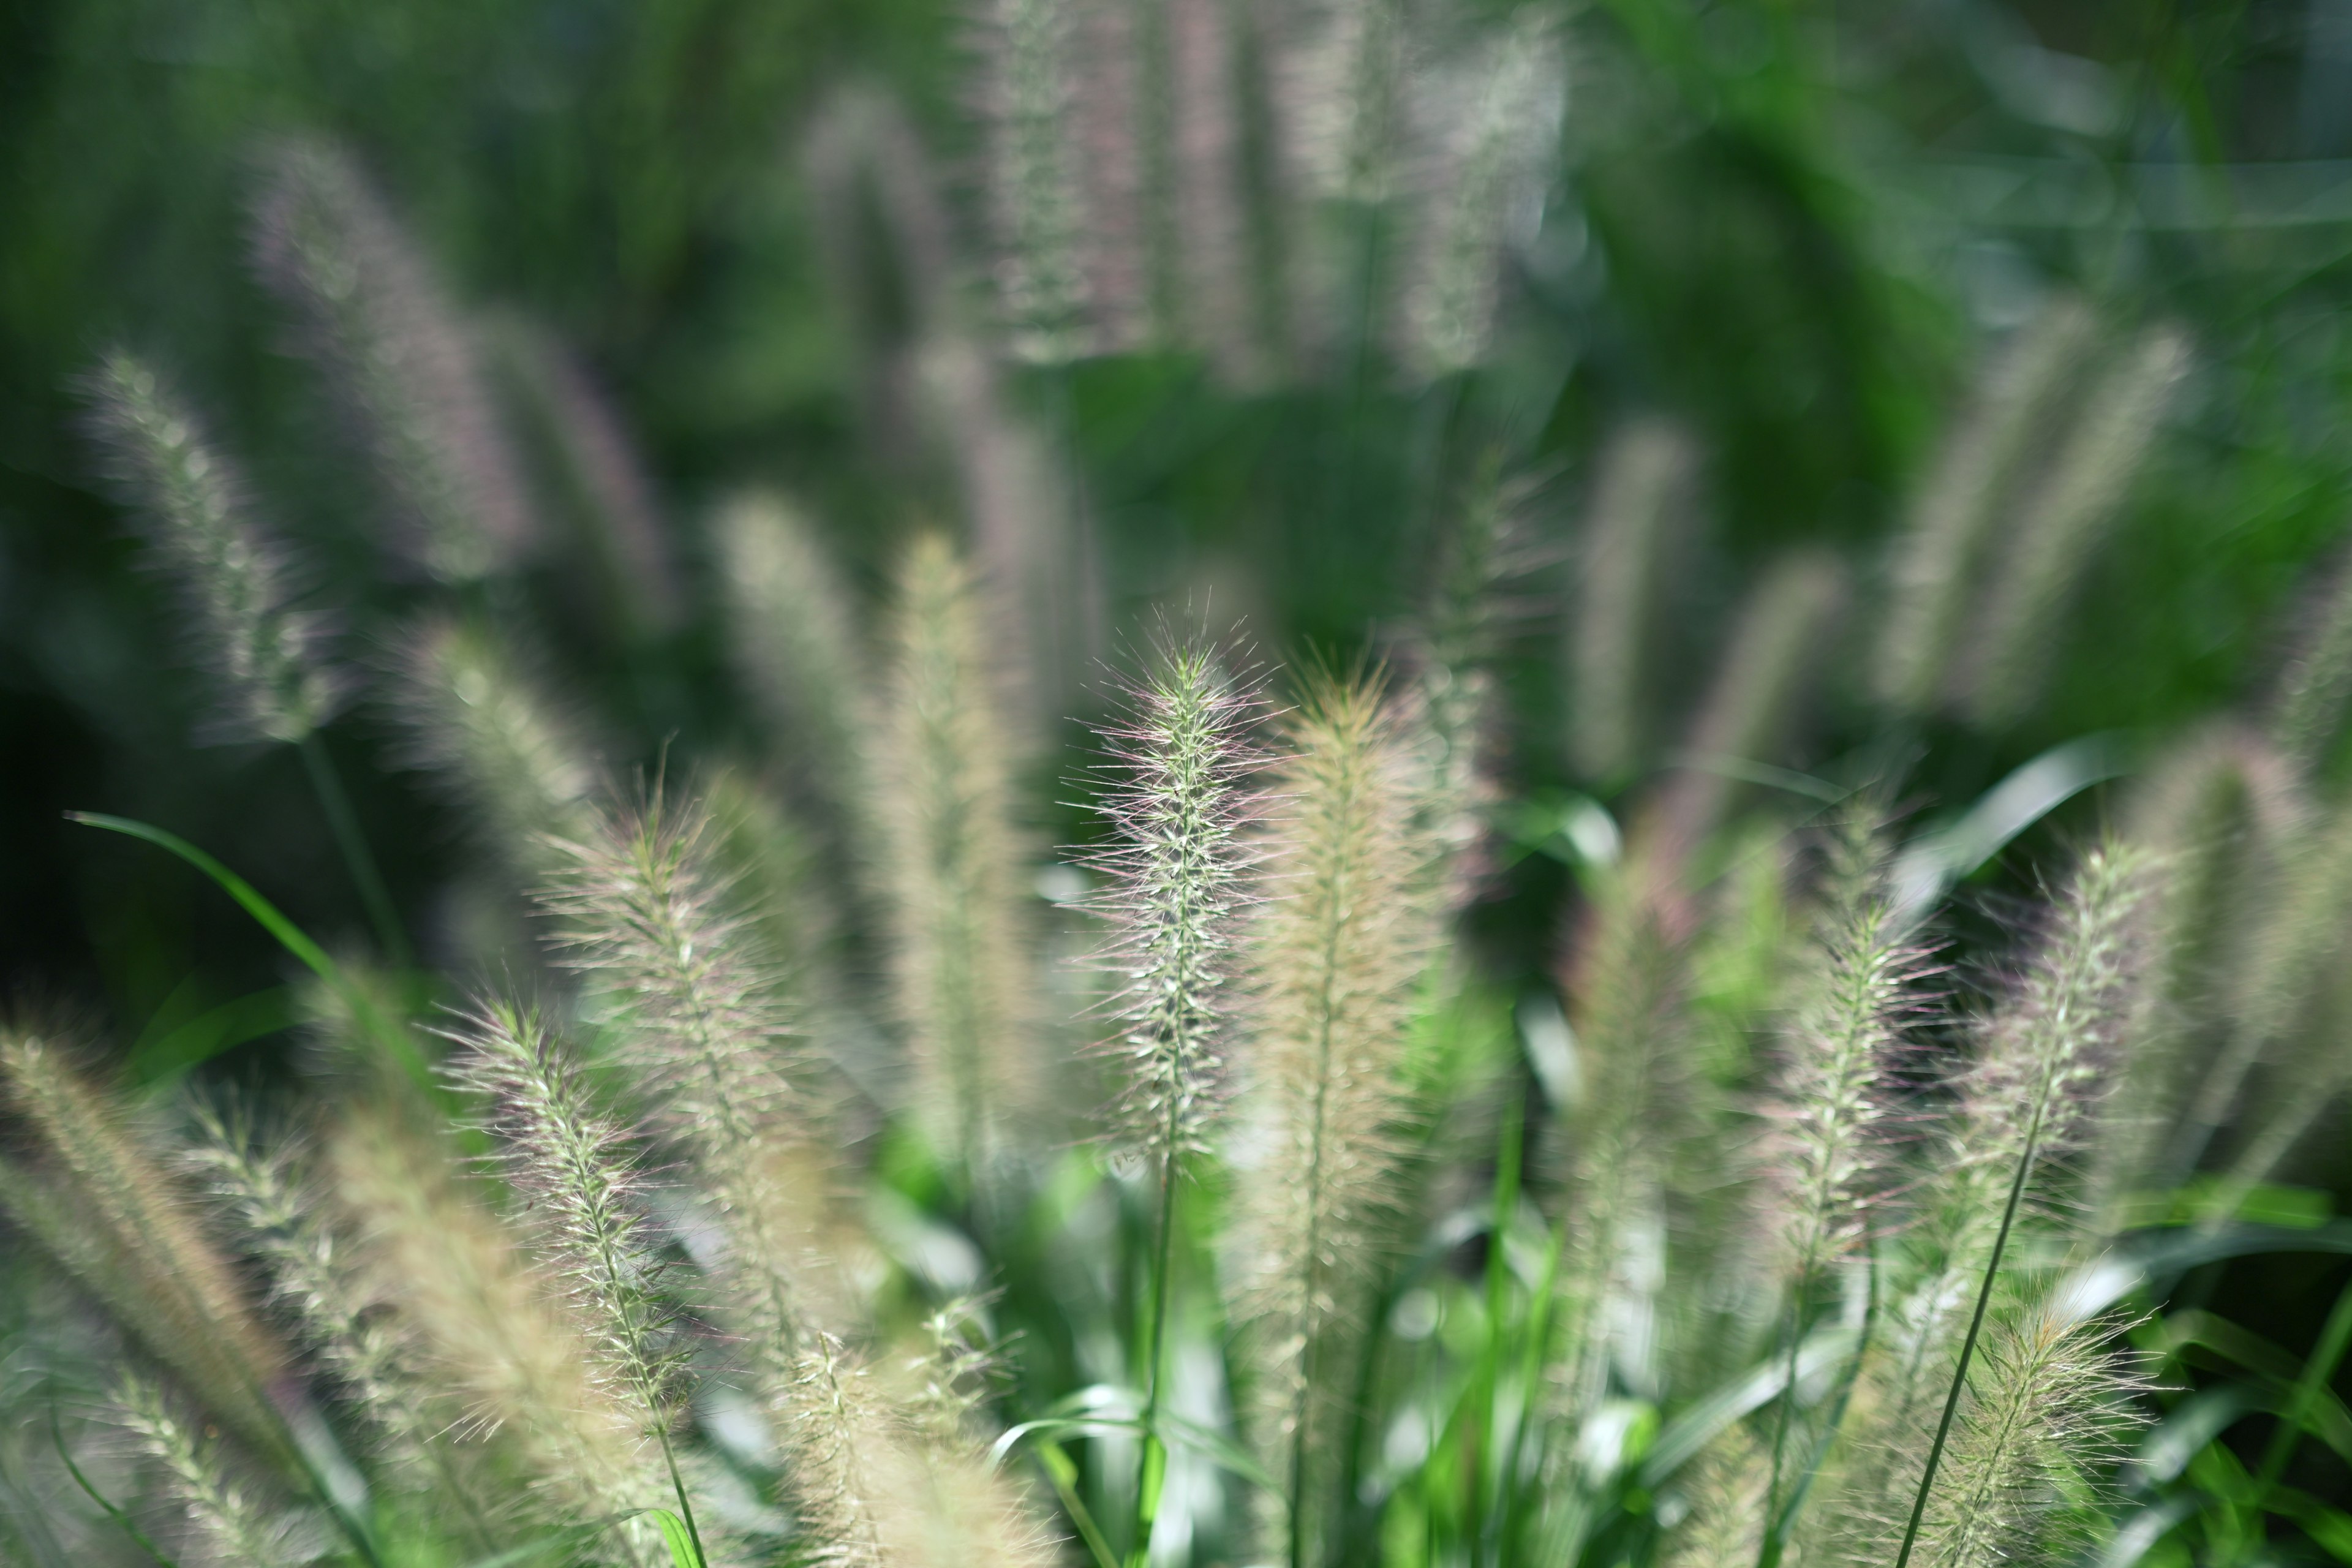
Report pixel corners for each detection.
[1228,669,1438,1567]
[252,139,535,582]
[80,350,341,745]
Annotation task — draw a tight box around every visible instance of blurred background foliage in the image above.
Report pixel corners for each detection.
[12,0,2352,1549]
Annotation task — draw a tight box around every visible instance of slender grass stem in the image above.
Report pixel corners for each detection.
[299,732,412,968]
[1129,1139,1181,1568]
[656,1426,709,1567]
[1891,1098,2048,1568]
[1468,1077,1526,1568]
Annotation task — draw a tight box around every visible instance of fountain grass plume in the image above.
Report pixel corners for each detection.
[2269,543,2352,772]
[1085,637,1264,1167]
[185,1107,430,1466]
[1874,296,2101,715]
[391,616,597,873]
[1856,846,2155,1562]
[875,533,1034,1175]
[979,0,1090,363]
[443,1000,689,1442]
[0,1025,293,1466]
[1751,809,1926,1539]
[1401,9,1565,375]
[113,1370,314,1568]
[775,1329,1058,1568]
[78,349,342,747]
[1569,419,1697,782]
[1765,810,1919,1301]
[251,138,535,583]
[1652,550,1847,857]
[1542,850,1697,1434]
[540,785,820,1366]
[715,492,876,852]
[1227,667,1440,1567]
[2089,728,2299,1220]
[1958,325,2192,727]
[486,317,680,641]
[1894,1292,2148,1568]
[2167,799,2352,1186]
[1663,1424,1771,1568]
[322,1099,666,1539]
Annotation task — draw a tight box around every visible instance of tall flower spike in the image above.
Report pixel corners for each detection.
[541,788,821,1368]
[444,998,687,1433]
[2269,546,2352,772]
[391,617,597,875]
[875,534,1034,1174]
[323,1100,666,1540]
[1568,420,1697,782]
[1957,324,2192,726]
[78,350,342,745]
[980,0,1091,363]
[1849,846,2154,1536]
[1227,669,1438,1567]
[1898,1294,2147,1568]
[1087,638,1262,1165]
[252,139,535,582]
[1874,296,2100,715]
[1650,550,1848,858]
[714,491,876,853]
[186,1110,429,1462]
[114,1371,313,1568]
[1767,812,1918,1302]
[486,317,680,640]
[1400,9,1566,375]
[0,1027,292,1464]
[777,1332,1060,1568]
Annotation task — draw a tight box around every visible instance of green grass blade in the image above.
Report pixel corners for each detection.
[67,812,435,1093]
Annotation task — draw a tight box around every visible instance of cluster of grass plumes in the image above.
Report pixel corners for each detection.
[30,37,2352,1568]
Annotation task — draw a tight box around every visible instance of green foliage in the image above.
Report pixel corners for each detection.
[13,2,2352,1566]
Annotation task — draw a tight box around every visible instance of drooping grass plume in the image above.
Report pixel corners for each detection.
[251,139,535,583]
[1662,1425,1771,1568]
[540,787,820,1368]
[486,316,680,641]
[391,616,597,873]
[1287,0,1411,208]
[322,1099,667,1540]
[1414,449,1536,890]
[443,1001,690,1456]
[113,1370,315,1568]
[1879,1294,2146,1568]
[1568,419,1698,782]
[2267,544,2352,773]
[1651,550,1848,858]
[1226,669,1439,1568]
[1956,324,2192,727]
[1763,812,1916,1305]
[0,1026,292,1465]
[978,0,1090,364]
[1751,812,1920,1452]
[78,350,342,746]
[2086,728,2301,1223]
[1874,296,2101,715]
[873,533,1034,1175]
[2166,799,2352,1185]
[714,491,876,852]
[1845,847,2155,1545]
[1541,854,1698,1438]
[185,1109,430,1464]
[916,336,1103,731]
[776,1330,1058,1568]
[1398,9,1566,375]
